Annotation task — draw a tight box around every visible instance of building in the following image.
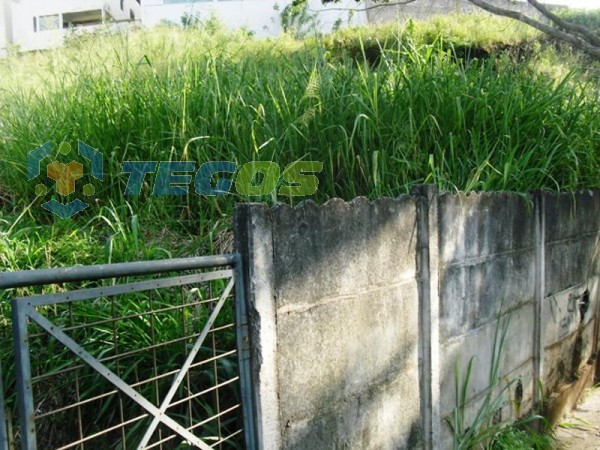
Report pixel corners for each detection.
[138,0,368,37]
[1,0,595,56]
[0,0,141,54]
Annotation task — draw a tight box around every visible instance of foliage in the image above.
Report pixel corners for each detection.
[491,424,556,449]
[447,310,557,449]
[305,0,600,59]
[277,1,320,38]
[556,8,600,32]
[0,15,598,445]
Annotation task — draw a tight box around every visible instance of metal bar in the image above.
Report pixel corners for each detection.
[26,308,213,450]
[11,301,37,450]
[32,326,235,381]
[188,404,241,431]
[0,255,236,289]
[234,252,256,450]
[168,377,240,408]
[136,277,236,449]
[54,295,223,334]
[53,413,148,450]
[146,403,242,449]
[213,429,243,446]
[34,349,239,407]
[0,359,7,450]
[18,270,233,307]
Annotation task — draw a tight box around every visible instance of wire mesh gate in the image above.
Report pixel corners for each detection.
[0,255,254,450]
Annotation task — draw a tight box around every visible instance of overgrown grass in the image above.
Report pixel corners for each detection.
[0,12,599,446]
[1,17,598,231]
[556,8,600,32]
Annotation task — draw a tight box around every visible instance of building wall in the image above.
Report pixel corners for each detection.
[0,0,11,56]
[0,0,6,56]
[139,0,368,36]
[7,0,141,52]
[235,189,600,449]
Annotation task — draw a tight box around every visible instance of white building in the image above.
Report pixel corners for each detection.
[0,0,141,54]
[1,0,596,55]
[138,0,368,36]
[0,0,366,54]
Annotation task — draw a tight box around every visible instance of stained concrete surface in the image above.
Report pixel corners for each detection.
[556,387,600,449]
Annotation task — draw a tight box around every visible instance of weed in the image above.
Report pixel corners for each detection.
[447,309,557,450]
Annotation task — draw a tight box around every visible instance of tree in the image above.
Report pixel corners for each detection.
[301,0,600,59]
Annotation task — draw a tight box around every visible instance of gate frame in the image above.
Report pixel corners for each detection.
[0,254,256,450]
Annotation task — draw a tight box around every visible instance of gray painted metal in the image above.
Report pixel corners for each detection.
[0,255,236,289]
[3,253,255,450]
[234,253,256,449]
[0,361,6,450]
[25,306,212,450]
[16,270,233,307]
[11,302,35,450]
[136,277,235,448]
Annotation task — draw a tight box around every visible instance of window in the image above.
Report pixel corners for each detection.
[37,14,60,32]
[164,0,208,3]
[130,9,135,20]
[62,10,103,29]
[120,0,124,11]
[33,17,37,32]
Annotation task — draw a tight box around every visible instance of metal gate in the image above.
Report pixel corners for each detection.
[0,254,254,450]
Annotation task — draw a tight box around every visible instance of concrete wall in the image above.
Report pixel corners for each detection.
[235,189,600,450]
[235,197,422,449]
[436,192,540,447]
[364,0,551,25]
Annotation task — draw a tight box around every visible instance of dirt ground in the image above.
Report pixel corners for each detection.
[555,387,600,449]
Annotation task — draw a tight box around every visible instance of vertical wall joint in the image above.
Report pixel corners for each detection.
[412,185,441,450]
[533,191,546,409]
[234,203,280,450]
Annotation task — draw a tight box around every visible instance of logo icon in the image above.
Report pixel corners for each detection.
[28,141,103,219]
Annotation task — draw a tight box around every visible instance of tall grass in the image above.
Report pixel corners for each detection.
[0,15,597,289]
[1,28,598,213]
[0,13,598,447]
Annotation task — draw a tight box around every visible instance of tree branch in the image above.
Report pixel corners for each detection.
[467,0,600,59]
[526,0,600,47]
[307,0,417,13]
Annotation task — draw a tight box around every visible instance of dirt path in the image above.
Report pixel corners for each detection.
[555,387,600,449]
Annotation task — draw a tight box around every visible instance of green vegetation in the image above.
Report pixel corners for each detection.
[0,11,598,446]
[447,310,557,450]
[1,14,599,269]
[555,8,600,33]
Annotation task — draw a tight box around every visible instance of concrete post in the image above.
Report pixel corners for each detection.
[234,204,281,450]
[412,185,441,450]
[533,191,546,408]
